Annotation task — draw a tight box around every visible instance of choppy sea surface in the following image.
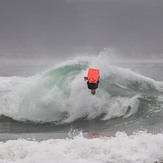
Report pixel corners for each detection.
[0,55,163,163]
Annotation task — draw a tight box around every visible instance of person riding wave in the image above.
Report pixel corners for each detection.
[84,76,100,95]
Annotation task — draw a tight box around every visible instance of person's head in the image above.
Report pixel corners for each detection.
[91,89,96,95]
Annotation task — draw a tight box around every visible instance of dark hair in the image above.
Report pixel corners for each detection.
[91,89,96,95]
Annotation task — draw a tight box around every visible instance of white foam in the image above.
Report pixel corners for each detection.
[0,132,163,163]
[0,77,25,92]
[0,54,163,123]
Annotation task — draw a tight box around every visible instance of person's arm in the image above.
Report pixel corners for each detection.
[98,76,100,83]
[84,77,88,81]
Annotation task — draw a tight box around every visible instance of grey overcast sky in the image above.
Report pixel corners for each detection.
[0,0,163,58]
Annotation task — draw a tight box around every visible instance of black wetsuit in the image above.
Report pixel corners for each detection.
[87,81,99,90]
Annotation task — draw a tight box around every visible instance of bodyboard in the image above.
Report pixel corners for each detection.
[88,68,99,83]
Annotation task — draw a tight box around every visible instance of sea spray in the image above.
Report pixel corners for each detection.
[0,55,163,123]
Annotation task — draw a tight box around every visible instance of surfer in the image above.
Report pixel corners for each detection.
[84,68,100,95]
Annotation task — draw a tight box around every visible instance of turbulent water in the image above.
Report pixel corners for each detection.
[0,55,163,163]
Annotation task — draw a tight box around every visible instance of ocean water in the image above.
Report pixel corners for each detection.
[0,55,163,163]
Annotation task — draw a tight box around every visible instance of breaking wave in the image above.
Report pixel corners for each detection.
[0,54,163,123]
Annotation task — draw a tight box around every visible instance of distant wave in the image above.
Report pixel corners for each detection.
[0,55,163,123]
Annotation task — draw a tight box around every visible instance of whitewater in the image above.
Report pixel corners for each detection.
[0,54,163,162]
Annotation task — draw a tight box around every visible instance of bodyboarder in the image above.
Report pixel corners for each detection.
[84,68,100,95]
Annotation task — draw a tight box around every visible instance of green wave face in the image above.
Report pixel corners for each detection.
[41,64,88,95]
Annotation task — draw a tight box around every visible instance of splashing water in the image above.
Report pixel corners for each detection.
[0,55,163,123]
